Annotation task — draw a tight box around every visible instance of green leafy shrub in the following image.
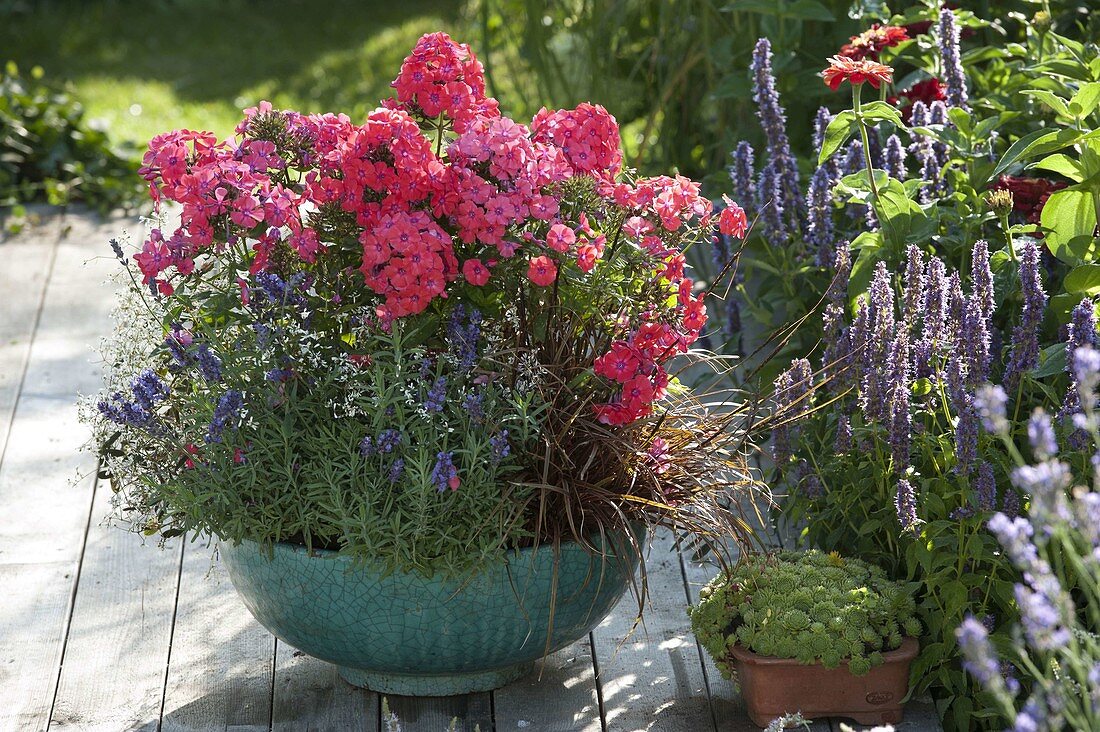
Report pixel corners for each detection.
[689,550,921,679]
[0,61,143,216]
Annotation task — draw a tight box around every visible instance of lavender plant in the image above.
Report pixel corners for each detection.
[955,351,1100,731]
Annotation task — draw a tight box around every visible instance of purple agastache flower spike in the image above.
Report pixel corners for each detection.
[859,263,895,422]
[827,242,851,305]
[887,332,912,472]
[946,272,966,344]
[729,141,756,218]
[822,303,850,385]
[757,161,788,243]
[1002,488,1021,519]
[807,165,835,267]
[938,8,970,110]
[835,413,852,452]
[812,106,832,159]
[750,38,803,235]
[921,256,949,353]
[884,134,907,180]
[975,461,997,512]
[802,472,824,499]
[1005,241,1047,388]
[962,297,993,385]
[902,245,925,329]
[1028,409,1058,460]
[865,130,884,171]
[913,339,934,382]
[956,615,1002,690]
[771,359,812,464]
[954,400,979,475]
[971,240,995,322]
[928,101,952,175]
[842,138,865,178]
[895,478,918,531]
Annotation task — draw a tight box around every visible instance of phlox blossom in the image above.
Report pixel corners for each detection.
[527,256,558,287]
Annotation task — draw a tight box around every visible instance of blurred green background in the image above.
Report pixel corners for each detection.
[1,0,864,185]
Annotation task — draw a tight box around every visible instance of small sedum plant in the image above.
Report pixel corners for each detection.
[690,550,921,679]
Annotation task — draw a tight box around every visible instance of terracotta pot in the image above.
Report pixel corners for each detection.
[730,637,919,727]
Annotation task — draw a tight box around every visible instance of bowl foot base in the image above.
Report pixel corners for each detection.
[337,662,534,696]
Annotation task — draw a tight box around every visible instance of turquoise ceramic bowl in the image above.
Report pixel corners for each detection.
[221,529,643,696]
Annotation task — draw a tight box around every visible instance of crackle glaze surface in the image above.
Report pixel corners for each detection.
[221,531,642,695]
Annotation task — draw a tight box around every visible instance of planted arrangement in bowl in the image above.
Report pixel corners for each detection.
[81,32,762,695]
[690,550,921,727]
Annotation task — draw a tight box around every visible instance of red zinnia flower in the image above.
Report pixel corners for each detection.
[889,78,947,121]
[822,56,894,91]
[839,24,909,61]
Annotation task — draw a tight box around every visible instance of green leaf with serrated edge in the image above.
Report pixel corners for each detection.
[1042,188,1100,265]
[1064,263,1100,294]
[1070,82,1100,118]
[1031,153,1085,182]
[1031,342,1068,379]
[859,100,905,128]
[1024,89,1071,117]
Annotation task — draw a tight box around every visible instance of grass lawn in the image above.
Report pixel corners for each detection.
[1,0,472,146]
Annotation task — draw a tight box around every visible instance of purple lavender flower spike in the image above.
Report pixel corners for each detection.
[938,8,970,110]
[956,615,1002,689]
[430,451,458,491]
[827,242,851,306]
[807,165,835,267]
[1012,459,1073,529]
[975,384,1009,434]
[895,478,918,531]
[729,141,756,218]
[206,389,244,444]
[358,435,375,457]
[975,461,997,512]
[490,429,510,464]
[928,101,952,174]
[377,429,402,453]
[1005,241,1048,388]
[1027,409,1058,460]
[1063,298,1098,435]
[423,377,447,413]
[884,134,907,180]
[195,343,223,383]
[1015,581,1071,651]
[130,369,168,411]
[988,513,1039,569]
[388,458,405,483]
[751,38,804,234]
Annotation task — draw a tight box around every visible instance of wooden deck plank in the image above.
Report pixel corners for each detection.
[271,640,377,732]
[591,530,715,732]
[48,479,184,731]
[385,694,493,732]
[160,539,276,732]
[492,638,603,732]
[0,214,121,731]
[0,218,58,465]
